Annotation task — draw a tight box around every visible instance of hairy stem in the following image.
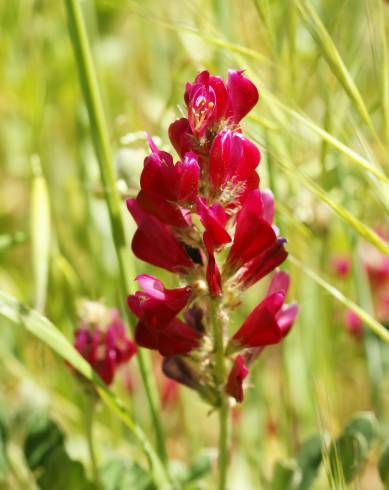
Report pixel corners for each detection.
[63,0,168,466]
[211,300,230,490]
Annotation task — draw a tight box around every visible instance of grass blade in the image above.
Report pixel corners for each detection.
[63,0,168,463]
[289,256,389,342]
[30,156,51,313]
[296,0,375,133]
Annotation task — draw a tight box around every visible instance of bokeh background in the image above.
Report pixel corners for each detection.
[0,0,388,488]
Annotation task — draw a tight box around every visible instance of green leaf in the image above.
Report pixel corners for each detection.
[378,441,389,489]
[296,434,325,490]
[100,459,155,490]
[37,446,93,490]
[344,412,378,449]
[329,432,368,484]
[24,416,64,471]
[270,459,301,490]
[24,416,92,490]
[185,452,212,483]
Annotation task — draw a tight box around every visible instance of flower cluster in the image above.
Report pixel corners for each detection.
[127,70,298,404]
[73,301,137,385]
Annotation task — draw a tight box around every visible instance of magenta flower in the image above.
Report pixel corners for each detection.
[184,70,259,137]
[345,309,363,338]
[226,190,279,273]
[208,130,260,201]
[225,355,249,403]
[127,69,296,407]
[136,135,200,228]
[196,197,231,248]
[73,305,136,385]
[228,271,298,353]
[127,275,201,356]
[127,199,194,273]
[330,254,351,278]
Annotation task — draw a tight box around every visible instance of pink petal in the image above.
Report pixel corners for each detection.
[277,302,298,337]
[135,274,166,300]
[260,190,275,224]
[267,271,290,296]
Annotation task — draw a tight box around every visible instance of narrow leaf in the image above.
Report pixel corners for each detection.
[30,156,51,313]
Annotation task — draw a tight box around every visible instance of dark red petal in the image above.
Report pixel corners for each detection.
[196,197,231,248]
[204,232,222,297]
[232,292,284,349]
[127,199,194,273]
[157,319,201,356]
[168,118,194,159]
[137,190,191,228]
[227,191,276,271]
[184,305,205,334]
[232,136,261,183]
[227,69,259,123]
[225,355,249,403]
[140,152,176,201]
[239,239,288,289]
[208,74,230,120]
[162,356,199,389]
[176,152,200,203]
[135,321,159,350]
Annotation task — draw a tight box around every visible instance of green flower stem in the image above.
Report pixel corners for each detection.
[63,0,168,465]
[211,299,230,490]
[84,393,99,488]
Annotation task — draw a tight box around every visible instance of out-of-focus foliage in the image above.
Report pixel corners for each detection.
[0,0,388,488]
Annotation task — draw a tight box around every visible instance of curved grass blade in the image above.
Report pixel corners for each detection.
[251,99,389,185]
[106,0,271,65]
[0,290,173,490]
[289,256,389,342]
[254,139,389,256]
[30,156,51,313]
[295,0,375,134]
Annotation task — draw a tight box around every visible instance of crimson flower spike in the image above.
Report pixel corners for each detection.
[127,69,298,409]
[71,301,136,386]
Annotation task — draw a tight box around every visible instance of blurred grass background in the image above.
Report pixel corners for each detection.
[0,0,388,488]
